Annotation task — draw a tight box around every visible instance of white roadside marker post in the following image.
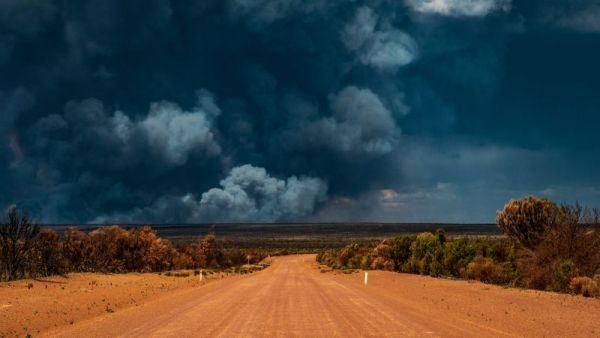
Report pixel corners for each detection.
[200,270,203,282]
[364,272,368,286]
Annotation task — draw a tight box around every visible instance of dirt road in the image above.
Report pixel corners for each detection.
[41,255,600,337]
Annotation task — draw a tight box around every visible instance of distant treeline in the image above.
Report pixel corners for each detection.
[318,197,600,298]
[40,223,500,254]
[0,208,267,281]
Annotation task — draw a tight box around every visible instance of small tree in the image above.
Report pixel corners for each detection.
[0,207,40,280]
[496,196,561,249]
[63,227,93,271]
[33,229,67,277]
[539,204,600,278]
[389,235,416,271]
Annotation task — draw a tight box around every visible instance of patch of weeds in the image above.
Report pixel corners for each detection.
[27,283,33,289]
[164,271,190,277]
[173,272,190,277]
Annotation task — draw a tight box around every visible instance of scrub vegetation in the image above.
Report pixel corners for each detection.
[0,207,267,281]
[317,196,600,297]
[2,196,599,298]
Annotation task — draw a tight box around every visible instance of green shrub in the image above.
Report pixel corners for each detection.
[389,235,416,270]
[443,238,476,276]
[553,260,577,291]
[408,232,445,276]
[347,255,363,269]
[360,255,372,270]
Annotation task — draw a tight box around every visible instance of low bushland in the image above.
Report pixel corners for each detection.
[0,208,268,281]
[317,196,600,298]
[317,233,517,284]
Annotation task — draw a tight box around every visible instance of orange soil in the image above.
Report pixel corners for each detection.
[0,269,240,337]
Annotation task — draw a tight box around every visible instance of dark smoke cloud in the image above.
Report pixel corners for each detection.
[26,90,221,174]
[342,6,418,70]
[280,86,399,157]
[95,164,327,223]
[1,0,600,223]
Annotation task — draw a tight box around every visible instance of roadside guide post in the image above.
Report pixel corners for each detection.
[364,272,368,286]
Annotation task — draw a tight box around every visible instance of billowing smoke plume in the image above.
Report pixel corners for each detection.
[281,86,399,157]
[27,90,221,173]
[195,165,327,222]
[342,7,417,70]
[95,165,327,223]
[405,0,510,16]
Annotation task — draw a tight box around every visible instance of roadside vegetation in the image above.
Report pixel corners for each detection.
[317,196,600,298]
[3,196,600,298]
[0,207,268,281]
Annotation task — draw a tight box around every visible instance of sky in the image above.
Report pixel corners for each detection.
[1,0,600,224]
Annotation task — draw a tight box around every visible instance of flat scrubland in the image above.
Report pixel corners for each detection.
[2,255,598,338]
[46,223,500,249]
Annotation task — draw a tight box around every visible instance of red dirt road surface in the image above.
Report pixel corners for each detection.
[17,255,600,337]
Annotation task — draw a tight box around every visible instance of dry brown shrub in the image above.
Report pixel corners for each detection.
[372,242,392,259]
[0,207,40,280]
[466,256,496,283]
[550,204,600,276]
[337,243,363,268]
[185,234,222,268]
[525,204,600,290]
[89,225,129,272]
[569,277,599,297]
[33,229,67,276]
[370,257,394,271]
[174,252,193,269]
[63,227,94,271]
[124,226,176,272]
[496,196,561,249]
[150,238,180,271]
